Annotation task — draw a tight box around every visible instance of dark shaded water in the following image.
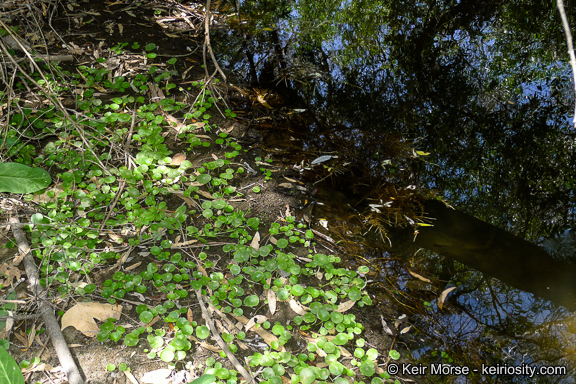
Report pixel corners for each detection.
[209,0,576,382]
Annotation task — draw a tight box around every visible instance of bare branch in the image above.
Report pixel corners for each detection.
[204,0,227,83]
[195,290,253,384]
[557,0,576,127]
[10,216,85,384]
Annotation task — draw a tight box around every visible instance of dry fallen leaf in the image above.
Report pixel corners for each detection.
[394,314,407,328]
[237,340,249,350]
[250,231,261,250]
[380,315,394,335]
[196,189,214,200]
[14,331,28,348]
[285,203,292,217]
[0,263,21,286]
[192,122,206,130]
[335,300,355,313]
[170,153,187,166]
[400,326,412,335]
[0,311,14,340]
[165,114,185,133]
[221,124,236,134]
[289,299,309,315]
[171,239,198,249]
[230,313,283,350]
[21,362,56,374]
[124,370,139,384]
[198,265,208,277]
[267,289,277,315]
[245,315,268,331]
[339,346,352,357]
[408,269,432,283]
[140,369,172,384]
[61,302,122,337]
[27,324,36,349]
[437,286,457,310]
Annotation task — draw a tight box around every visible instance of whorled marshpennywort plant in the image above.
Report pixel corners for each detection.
[2,41,403,384]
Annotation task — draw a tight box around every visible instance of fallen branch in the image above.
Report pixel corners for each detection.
[194,289,253,384]
[10,216,84,384]
[0,54,74,63]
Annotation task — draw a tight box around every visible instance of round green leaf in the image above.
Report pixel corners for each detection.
[277,288,290,301]
[354,348,365,358]
[389,349,401,360]
[196,325,210,339]
[190,374,216,384]
[358,266,370,274]
[366,348,379,360]
[329,361,344,376]
[330,311,344,324]
[197,174,211,184]
[299,367,316,384]
[160,348,175,362]
[360,361,375,376]
[124,333,139,346]
[230,264,241,275]
[333,333,349,345]
[291,285,305,296]
[244,294,259,307]
[276,238,288,249]
[139,311,153,323]
[348,287,362,301]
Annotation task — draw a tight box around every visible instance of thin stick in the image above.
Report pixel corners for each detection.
[10,216,84,384]
[204,0,227,83]
[97,108,135,234]
[191,0,230,118]
[0,314,42,321]
[194,289,253,384]
[557,0,576,127]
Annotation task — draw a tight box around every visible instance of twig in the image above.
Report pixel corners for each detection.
[98,107,135,232]
[310,228,335,244]
[0,54,74,63]
[9,216,84,384]
[171,241,235,249]
[98,178,126,234]
[238,182,258,191]
[0,313,42,321]
[557,0,576,127]
[194,289,253,384]
[203,0,227,83]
